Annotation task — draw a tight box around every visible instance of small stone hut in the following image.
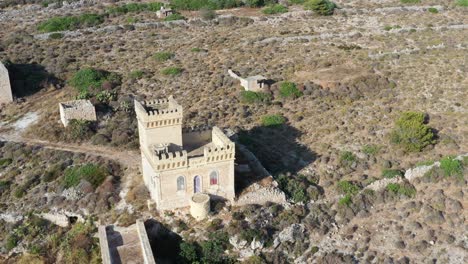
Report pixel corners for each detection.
[156,6,174,18]
[0,61,13,104]
[59,99,97,127]
[228,69,268,92]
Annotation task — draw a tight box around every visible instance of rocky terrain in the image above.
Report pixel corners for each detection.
[0,0,467,263]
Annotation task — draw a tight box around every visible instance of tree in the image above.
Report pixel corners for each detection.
[179,241,199,263]
[304,0,337,16]
[390,112,435,152]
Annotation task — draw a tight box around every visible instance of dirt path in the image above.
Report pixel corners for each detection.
[0,132,140,168]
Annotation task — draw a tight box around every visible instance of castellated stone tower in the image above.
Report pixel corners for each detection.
[135,96,235,211]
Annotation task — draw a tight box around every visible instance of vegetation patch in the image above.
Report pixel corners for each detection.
[48,32,64,39]
[69,67,121,97]
[107,2,164,14]
[386,183,416,198]
[390,111,435,152]
[170,0,243,10]
[428,7,439,13]
[457,0,468,6]
[63,163,108,189]
[262,4,288,14]
[400,0,420,3]
[304,0,337,16]
[279,81,302,99]
[164,13,187,21]
[161,66,183,76]
[337,180,360,195]
[382,169,403,179]
[153,51,175,62]
[240,91,272,104]
[440,156,463,178]
[277,174,316,203]
[362,144,380,156]
[37,14,104,32]
[262,114,286,127]
[338,194,352,207]
[339,151,357,167]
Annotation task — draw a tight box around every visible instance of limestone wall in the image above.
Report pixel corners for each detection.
[98,226,112,264]
[0,62,13,104]
[59,99,96,127]
[136,220,156,264]
[156,159,235,210]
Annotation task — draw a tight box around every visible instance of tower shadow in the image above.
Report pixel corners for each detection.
[234,123,317,194]
[3,61,58,98]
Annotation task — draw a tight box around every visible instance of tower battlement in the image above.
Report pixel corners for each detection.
[148,149,188,171]
[134,96,183,124]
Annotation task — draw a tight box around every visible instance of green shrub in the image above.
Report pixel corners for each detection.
[382,169,403,179]
[63,163,108,189]
[191,47,202,52]
[240,91,272,104]
[107,2,164,14]
[304,0,337,16]
[262,114,286,127]
[415,160,434,166]
[6,235,18,251]
[37,14,104,32]
[277,174,315,203]
[390,111,435,152]
[48,32,64,39]
[289,0,306,4]
[339,151,357,167]
[66,120,95,140]
[170,0,243,10]
[13,186,26,198]
[440,156,463,178]
[161,66,183,76]
[457,0,468,6]
[69,68,121,94]
[179,241,199,262]
[0,158,12,167]
[279,81,302,98]
[153,51,175,61]
[428,7,439,13]
[337,180,360,195]
[386,183,416,197]
[400,0,420,3]
[164,13,187,21]
[129,70,144,79]
[362,144,380,156]
[200,239,225,263]
[262,4,288,14]
[338,194,352,207]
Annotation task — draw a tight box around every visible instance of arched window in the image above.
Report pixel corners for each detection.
[210,171,218,185]
[177,176,185,191]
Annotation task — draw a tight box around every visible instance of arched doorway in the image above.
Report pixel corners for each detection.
[194,176,201,193]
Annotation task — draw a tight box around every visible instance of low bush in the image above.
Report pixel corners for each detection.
[362,144,380,156]
[382,169,403,179]
[262,4,288,14]
[63,163,108,189]
[6,235,18,251]
[129,70,144,79]
[0,158,12,167]
[279,81,302,99]
[339,151,357,167]
[37,14,104,32]
[161,66,183,76]
[390,111,435,152]
[277,174,313,203]
[164,13,186,21]
[400,0,420,3]
[240,91,272,104]
[153,51,175,61]
[304,0,337,16]
[386,183,416,197]
[457,0,468,6]
[262,114,286,127]
[337,180,360,195]
[428,7,439,13]
[69,68,121,95]
[338,194,352,207]
[107,2,164,14]
[170,0,243,10]
[440,156,463,178]
[65,120,95,141]
[48,32,64,39]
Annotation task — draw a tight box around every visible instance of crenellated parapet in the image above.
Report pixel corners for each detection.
[134,96,183,128]
[204,144,235,163]
[182,125,212,134]
[148,149,188,171]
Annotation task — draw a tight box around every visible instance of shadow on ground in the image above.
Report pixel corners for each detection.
[3,60,58,98]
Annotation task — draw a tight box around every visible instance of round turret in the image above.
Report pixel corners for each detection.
[190,193,210,220]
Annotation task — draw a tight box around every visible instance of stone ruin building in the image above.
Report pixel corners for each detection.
[59,99,97,127]
[0,61,13,104]
[135,96,235,211]
[156,5,174,18]
[228,69,268,92]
